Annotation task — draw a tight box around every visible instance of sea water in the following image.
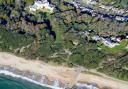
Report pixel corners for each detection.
[0,74,51,89]
[0,75,50,89]
[0,70,98,89]
[0,70,62,89]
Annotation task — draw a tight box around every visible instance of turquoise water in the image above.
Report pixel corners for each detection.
[0,73,97,89]
[0,75,51,89]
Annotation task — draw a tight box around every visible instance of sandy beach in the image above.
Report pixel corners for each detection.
[0,52,128,89]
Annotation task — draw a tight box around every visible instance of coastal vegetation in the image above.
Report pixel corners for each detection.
[0,0,128,81]
[102,0,128,8]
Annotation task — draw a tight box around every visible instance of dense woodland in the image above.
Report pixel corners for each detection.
[0,0,128,81]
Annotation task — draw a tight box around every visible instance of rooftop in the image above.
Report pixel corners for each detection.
[29,0,54,13]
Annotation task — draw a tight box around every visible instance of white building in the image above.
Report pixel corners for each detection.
[86,0,97,5]
[92,35,101,41]
[29,0,54,13]
[115,16,125,21]
[92,35,120,48]
[101,38,120,48]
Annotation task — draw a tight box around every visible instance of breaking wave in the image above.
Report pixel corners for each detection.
[0,70,63,89]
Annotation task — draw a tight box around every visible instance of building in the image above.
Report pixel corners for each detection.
[92,35,101,41]
[101,38,120,48]
[115,16,125,21]
[29,0,54,13]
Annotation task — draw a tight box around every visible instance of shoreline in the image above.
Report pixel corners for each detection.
[0,65,98,89]
[0,65,64,89]
[0,52,128,89]
[0,69,62,89]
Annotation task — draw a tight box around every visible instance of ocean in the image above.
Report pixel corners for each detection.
[0,70,62,89]
[0,74,51,89]
[0,70,99,89]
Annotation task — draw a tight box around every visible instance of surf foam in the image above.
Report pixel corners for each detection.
[0,70,64,89]
[76,83,99,89]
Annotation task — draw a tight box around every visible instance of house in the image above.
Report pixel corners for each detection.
[86,0,97,5]
[92,35,120,48]
[29,0,54,13]
[78,30,90,36]
[99,4,112,11]
[111,37,116,41]
[115,16,125,21]
[101,38,120,48]
[111,36,121,43]
[92,35,101,41]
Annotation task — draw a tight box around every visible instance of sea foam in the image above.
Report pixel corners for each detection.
[76,83,99,89]
[0,70,63,89]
